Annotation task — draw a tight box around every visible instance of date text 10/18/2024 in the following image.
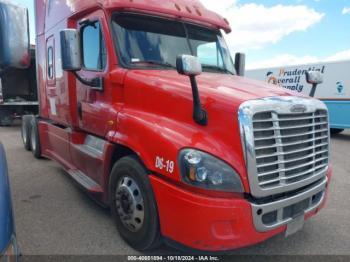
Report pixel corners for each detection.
[128,256,220,261]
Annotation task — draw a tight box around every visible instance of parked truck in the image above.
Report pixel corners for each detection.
[0,46,38,126]
[246,60,350,134]
[0,0,332,252]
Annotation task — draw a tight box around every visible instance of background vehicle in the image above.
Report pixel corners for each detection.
[0,0,332,252]
[0,143,19,260]
[246,60,350,134]
[0,46,38,126]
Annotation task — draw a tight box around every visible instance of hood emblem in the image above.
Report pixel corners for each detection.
[290,104,307,113]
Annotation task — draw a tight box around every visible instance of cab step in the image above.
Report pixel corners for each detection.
[68,169,103,194]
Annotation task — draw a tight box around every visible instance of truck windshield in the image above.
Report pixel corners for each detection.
[111,13,235,74]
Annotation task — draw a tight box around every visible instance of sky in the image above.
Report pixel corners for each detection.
[13,0,350,69]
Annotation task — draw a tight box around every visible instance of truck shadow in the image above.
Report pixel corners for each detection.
[56,167,111,215]
[1,119,22,127]
[331,133,350,142]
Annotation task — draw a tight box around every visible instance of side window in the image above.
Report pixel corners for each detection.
[47,46,54,79]
[81,21,107,71]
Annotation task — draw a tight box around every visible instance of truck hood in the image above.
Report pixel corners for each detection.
[129,70,301,109]
[195,72,299,104]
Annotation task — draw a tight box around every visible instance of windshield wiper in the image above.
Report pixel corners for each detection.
[202,65,234,75]
[131,60,176,69]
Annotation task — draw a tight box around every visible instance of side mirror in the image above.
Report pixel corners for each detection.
[0,2,30,69]
[235,53,246,77]
[176,55,207,126]
[176,55,202,76]
[60,29,104,90]
[306,71,323,97]
[60,29,82,71]
[306,71,323,85]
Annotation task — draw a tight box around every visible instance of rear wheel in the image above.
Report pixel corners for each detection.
[330,128,344,135]
[30,118,42,159]
[109,156,161,251]
[21,115,33,151]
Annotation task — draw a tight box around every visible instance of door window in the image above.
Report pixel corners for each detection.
[81,21,107,71]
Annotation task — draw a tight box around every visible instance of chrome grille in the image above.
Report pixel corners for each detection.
[253,110,329,189]
[239,97,330,198]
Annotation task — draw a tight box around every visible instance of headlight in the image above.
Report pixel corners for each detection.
[179,149,244,192]
[1,236,18,262]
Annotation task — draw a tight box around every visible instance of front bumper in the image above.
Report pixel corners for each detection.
[150,169,331,251]
[251,177,327,232]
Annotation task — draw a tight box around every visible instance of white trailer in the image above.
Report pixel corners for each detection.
[246,60,350,133]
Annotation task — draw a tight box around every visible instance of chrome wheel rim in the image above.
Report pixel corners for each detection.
[115,176,145,232]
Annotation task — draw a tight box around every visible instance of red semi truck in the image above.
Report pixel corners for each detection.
[0,0,332,252]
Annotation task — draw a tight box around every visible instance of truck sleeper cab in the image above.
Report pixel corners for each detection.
[0,0,332,252]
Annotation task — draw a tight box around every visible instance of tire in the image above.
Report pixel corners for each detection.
[30,118,42,159]
[330,128,344,135]
[21,115,33,151]
[109,156,162,251]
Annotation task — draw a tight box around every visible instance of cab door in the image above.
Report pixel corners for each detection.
[76,10,110,137]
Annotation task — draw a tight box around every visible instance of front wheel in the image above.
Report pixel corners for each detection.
[109,156,161,251]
